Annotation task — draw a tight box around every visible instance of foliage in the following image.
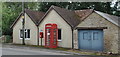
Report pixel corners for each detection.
[0,2,2,37]
[2,2,120,36]
[39,2,120,16]
[2,2,38,35]
[2,2,22,35]
[5,35,12,43]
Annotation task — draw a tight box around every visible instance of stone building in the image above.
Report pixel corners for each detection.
[11,5,120,53]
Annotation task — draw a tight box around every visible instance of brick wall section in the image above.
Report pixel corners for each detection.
[74,12,119,53]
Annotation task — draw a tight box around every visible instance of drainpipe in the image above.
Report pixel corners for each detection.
[37,27,39,46]
[72,28,74,49]
[41,33,42,46]
[22,2,25,45]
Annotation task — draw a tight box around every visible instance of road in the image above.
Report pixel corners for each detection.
[2,47,69,55]
[1,44,108,57]
[2,47,108,57]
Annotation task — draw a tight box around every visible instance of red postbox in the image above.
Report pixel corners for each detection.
[45,24,58,48]
[40,32,43,38]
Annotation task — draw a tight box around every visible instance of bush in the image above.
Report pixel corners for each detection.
[5,35,12,43]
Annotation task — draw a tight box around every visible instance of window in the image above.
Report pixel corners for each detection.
[83,32,87,40]
[25,29,30,38]
[93,32,99,40]
[20,29,23,38]
[58,29,61,40]
[20,29,30,39]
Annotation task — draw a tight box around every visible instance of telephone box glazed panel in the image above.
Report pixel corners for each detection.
[45,24,58,48]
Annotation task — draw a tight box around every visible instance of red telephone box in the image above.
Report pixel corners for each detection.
[45,24,58,48]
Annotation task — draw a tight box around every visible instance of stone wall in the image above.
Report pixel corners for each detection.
[13,13,38,45]
[38,9,72,48]
[74,12,119,53]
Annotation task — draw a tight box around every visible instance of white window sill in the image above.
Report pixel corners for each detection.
[25,38,30,40]
[19,38,30,40]
[58,40,62,41]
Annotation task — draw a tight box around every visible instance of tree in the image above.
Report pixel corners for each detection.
[38,2,119,16]
[2,2,22,35]
[0,2,2,37]
[2,2,119,36]
[2,2,40,35]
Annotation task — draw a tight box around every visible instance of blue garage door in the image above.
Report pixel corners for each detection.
[78,29,103,51]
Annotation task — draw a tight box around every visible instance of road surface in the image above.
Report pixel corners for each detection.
[2,47,69,55]
[1,44,108,57]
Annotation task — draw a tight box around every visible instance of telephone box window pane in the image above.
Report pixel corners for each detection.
[58,29,61,40]
[47,29,50,46]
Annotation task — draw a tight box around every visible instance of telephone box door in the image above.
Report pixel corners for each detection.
[45,24,52,48]
[52,24,58,48]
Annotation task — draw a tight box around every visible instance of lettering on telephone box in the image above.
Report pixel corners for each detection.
[45,24,58,48]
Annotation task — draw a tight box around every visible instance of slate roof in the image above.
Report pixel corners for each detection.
[74,9,93,21]
[25,9,45,25]
[11,5,120,29]
[38,5,81,28]
[10,9,45,28]
[74,9,120,27]
[95,11,120,27]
